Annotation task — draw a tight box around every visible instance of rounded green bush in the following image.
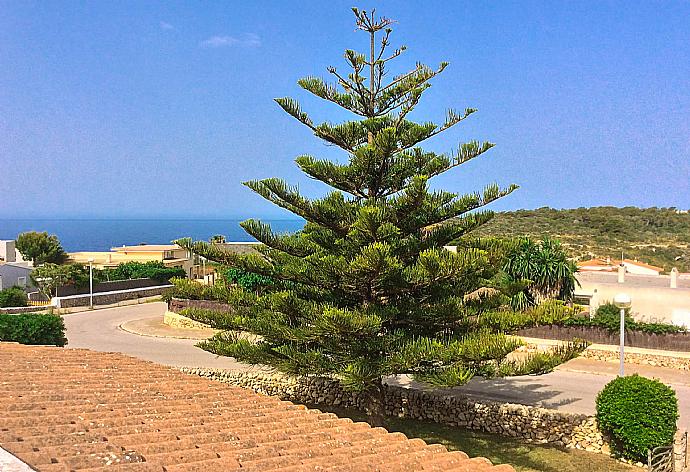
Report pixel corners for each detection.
[0,313,67,346]
[0,286,28,308]
[596,374,678,461]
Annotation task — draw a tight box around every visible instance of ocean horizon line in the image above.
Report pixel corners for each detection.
[0,217,305,222]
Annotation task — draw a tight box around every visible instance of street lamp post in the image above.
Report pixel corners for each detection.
[613,293,632,376]
[88,258,94,309]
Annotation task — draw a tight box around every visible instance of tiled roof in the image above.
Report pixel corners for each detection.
[621,259,664,272]
[0,343,513,472]
[577,258,664,272]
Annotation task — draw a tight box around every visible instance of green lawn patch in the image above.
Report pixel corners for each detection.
[311,404,634,472]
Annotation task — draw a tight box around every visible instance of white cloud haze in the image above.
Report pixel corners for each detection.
[200,33,261,48]
[159,21,174,30]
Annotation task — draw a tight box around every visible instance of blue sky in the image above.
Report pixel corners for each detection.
[1,1,689,219]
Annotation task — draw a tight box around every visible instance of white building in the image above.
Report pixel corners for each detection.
[577,257,663,276]
[0,240,31,266]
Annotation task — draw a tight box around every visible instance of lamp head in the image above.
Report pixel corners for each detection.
[613,293,632,309]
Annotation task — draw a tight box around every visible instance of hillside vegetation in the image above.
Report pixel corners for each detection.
[473,207,690,273]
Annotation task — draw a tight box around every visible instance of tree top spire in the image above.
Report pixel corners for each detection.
[351,7,395,33]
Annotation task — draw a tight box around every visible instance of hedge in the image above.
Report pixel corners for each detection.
[0,286,28,308]
[564,302,686,335]
[596,374,678,461]
[0,313,67,346]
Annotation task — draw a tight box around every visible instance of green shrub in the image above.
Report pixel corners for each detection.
[478,300,579,332]
[596,374,678,461]
[223,267,274,293]
[564,302,686,335]
[0,287,28,308]
[162,278,233,303]
[498,340,589,376]
[595,302,633,326]
[0,313,67,346]
[99,261,186,282]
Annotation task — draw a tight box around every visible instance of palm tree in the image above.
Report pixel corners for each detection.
[503,237,578,308]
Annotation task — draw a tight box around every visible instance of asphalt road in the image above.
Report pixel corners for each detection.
[64,302,690,429]
[63,302,247,370]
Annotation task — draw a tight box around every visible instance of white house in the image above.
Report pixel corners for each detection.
[0,262,33,291]
[0,240,30,266]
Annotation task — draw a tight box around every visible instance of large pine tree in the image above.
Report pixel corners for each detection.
[179,8,526,422]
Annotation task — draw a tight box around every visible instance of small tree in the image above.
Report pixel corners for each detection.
[15,231,66,265]
[30,263,81,299]
[179,9,531,424]
[209,235,226,244]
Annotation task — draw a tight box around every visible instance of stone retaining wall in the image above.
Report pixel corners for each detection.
[168,298,234,314]
[581,348,690,371]
[180,367,608,454]
[0,306,49,314]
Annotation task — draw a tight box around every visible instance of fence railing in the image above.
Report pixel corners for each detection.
[27,300,52,307]
[649,445,674,472]
[648,432,688,472]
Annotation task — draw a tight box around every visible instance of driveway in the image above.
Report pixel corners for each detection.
[64,302,690,430]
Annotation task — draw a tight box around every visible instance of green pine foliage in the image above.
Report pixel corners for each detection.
[497,341,589,377]
[173,9,565,421]
[596,375,678,462]
[161,278,233,303]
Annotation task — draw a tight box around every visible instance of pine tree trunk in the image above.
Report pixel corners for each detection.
[362,381,386,428]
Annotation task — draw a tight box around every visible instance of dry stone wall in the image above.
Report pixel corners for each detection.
[0,306,49,314]
[582,347,690,371]
[180,367,608,453]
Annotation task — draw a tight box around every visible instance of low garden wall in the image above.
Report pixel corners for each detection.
[581,348,690,371]
[180,367,608,453]
[168,298,234,314]
[56,278,164,297]
[54,285,171,308]
[0,306,49,314]
[518,325,690,352]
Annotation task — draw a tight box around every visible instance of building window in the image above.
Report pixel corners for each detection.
[17,276,26,288]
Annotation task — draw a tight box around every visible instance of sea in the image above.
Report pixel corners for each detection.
[0,219,305,252]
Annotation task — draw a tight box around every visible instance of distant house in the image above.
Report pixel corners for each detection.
[0,262,34,292]
[0,240,30,266]
[68,244,194,276]
[577,257,664,276]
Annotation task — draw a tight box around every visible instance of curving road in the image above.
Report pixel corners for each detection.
[64,302,690,429]
[63,302,247,370]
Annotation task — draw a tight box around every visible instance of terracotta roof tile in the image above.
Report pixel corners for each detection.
[0,343,514,471]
